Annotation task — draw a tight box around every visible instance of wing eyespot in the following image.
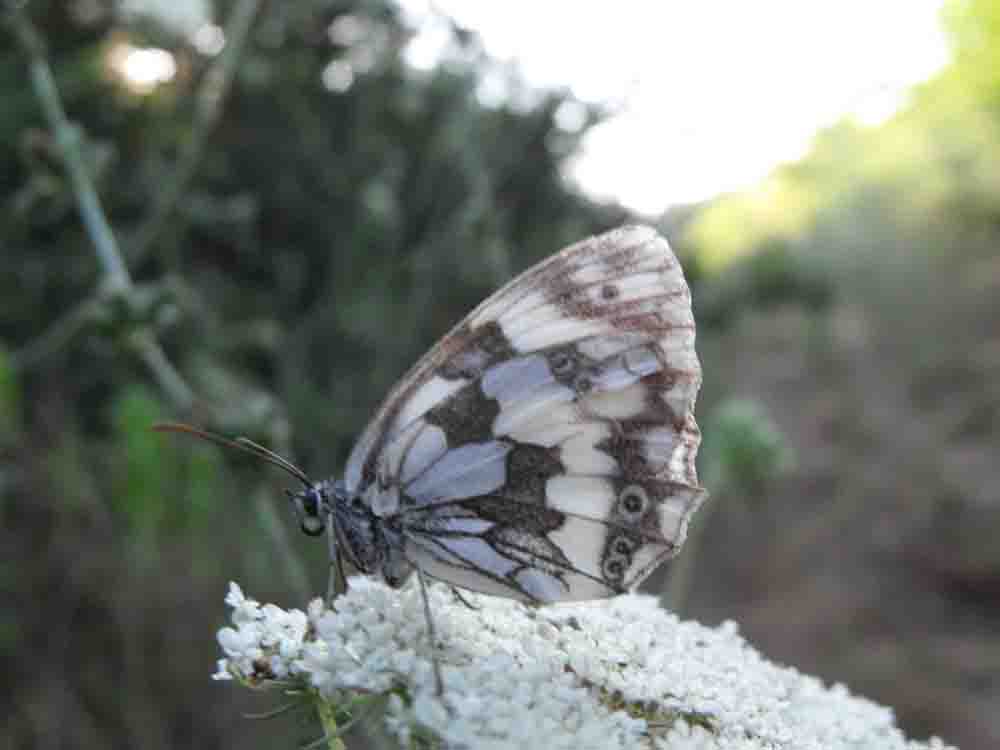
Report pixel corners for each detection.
[548,349,576,377]
[602,555,627,581]
[618,484,649,520]
[612,537,633,556]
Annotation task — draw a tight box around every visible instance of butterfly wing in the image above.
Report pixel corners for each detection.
[344,225,704,602]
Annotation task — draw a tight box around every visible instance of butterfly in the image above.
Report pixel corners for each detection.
[157,225,704,690]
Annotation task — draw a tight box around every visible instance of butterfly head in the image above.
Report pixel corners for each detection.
[151,422,388,576]
[286,483,328,537]
[151,422,338,537]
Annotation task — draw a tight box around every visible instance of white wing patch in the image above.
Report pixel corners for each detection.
[404,536,522,597]
[575,331,651,361]
[514,569,565,601]
[503,403,583,446]
[467,225,667,328]
[656,484,704,541]
[500,313,607,352]
[399,424,448,484]
[558,429,618,474]
[393,375,467,432]
[481,355,553,400]
[491,383,576,437]
[406,440,511,504]
[545,476,615,519]
[548,517,613,581]
[581,384,648,420]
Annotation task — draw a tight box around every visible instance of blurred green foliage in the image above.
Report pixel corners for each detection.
[109,385,223,540]
[677,5,1000,747]
[111,386,170,533]
[701,399,794,500]
[0,2,630,748]
[694,238,834,333]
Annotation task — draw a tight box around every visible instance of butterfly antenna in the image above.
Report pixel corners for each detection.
[152,422,313,488]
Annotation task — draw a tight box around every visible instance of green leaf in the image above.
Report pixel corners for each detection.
[702,398,794,498]
[110,385,170,535]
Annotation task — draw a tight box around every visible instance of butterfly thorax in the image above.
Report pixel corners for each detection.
[328,480,384,574]
[290,479,412,587]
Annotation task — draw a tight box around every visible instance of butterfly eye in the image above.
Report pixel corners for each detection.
[573,374,593,393]
[618,485,649,520]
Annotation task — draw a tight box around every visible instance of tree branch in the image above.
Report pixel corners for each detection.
[5,2,195,412]
[127,0,263,266]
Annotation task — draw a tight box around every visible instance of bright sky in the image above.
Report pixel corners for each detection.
[128,0,951,215]
[399,0,951,214]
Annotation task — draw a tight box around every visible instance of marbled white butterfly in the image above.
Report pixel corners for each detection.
[158,225,704,688]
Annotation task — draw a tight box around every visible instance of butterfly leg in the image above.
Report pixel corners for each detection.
[449,586,480,612]
[326,521,347,607]
[416,568,445,696]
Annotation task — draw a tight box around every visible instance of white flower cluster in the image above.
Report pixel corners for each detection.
[214,579,956,750]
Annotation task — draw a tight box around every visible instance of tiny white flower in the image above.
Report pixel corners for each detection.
[211,658,232,681]
[223,581,245,608]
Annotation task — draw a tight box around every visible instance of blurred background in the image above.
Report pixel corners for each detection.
[1,1,997,748]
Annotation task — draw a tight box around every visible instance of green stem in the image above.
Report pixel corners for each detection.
[129,330,196,412]
[315,699,348,750]
[7,4,130,290]
[5,3,196,413]
[127,0,263,265]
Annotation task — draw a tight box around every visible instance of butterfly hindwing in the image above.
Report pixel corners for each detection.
[344,225,704,602]
[398,475,704,603]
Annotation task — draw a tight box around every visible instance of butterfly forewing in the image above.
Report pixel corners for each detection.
[344,225,704,603]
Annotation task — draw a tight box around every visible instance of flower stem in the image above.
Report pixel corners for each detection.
[314,699,348,750]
